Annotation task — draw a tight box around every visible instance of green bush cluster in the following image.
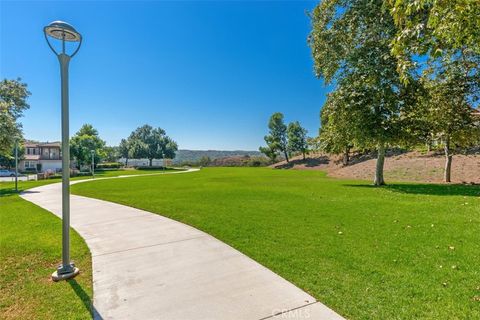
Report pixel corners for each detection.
[96,162,123,169]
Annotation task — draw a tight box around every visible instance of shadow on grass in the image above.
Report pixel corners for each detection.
[0,188,19,197]
[344,183,480,197]
[0,189,41,197]
[68,279,103,319]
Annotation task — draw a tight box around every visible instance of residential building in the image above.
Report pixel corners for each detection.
[20,141,62,172]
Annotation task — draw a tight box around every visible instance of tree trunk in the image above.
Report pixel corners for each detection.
[284,150,289,163]
[444,137,452,183]
[149,158,153,167]
[342,147,350,166]
[302,151,306,161]
[125,157,128,167]
[374,143,386,186]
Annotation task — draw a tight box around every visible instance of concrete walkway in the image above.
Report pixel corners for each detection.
[21,171,343,320]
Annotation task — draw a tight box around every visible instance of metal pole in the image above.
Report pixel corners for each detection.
[15,139,18,192]
[58,52,74,275]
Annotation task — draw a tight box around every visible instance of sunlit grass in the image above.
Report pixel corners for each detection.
[0,193,92,319]
[72,167,480,319]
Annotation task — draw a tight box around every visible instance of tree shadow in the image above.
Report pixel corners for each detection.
[0,188,40,197]
[0,188,19,197]
[68,279,103,320]
[274,156,329,169]
[344,182,480,197]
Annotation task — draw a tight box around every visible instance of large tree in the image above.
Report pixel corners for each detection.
[287,121,308,160]
[309,0,413,185]
[389,0,480,182]
[0,79,30,156]
[319,91,358,166]
[261,112,290,163]
[118,139,130,166]
[70,124,106,168]
[103,146,120,162]
[421,59,480,182]
[127,124,178,166]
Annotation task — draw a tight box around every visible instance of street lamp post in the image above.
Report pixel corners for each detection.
[44,21,82,281]
[14,138,18,192]
[91,150,95,179]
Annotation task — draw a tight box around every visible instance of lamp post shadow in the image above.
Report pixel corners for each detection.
[67,279,103,320]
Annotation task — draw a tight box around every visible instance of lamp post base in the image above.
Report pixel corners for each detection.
[52,264,80,282]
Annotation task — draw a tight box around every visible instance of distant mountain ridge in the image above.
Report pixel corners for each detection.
[173,150,262,164]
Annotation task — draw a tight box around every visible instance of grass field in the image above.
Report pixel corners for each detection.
[0,168,181,195]
[0,182,93,319]
[72,167,480,319]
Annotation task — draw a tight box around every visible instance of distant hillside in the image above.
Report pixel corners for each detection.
[173,150,262,164]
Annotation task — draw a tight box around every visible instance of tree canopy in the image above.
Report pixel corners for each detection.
[389,0,480,181]
[287,121,308,160]
[70,124,107,168]
[124,124,178,166]
[0,79,30,156]
[263,112,290,162]
[309,0,413,185]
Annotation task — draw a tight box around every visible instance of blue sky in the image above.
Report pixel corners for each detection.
[1,0,329,150]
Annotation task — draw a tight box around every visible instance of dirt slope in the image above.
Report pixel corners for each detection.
[273,151,480,184]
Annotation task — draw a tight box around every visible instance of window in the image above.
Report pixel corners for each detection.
[25,161,37,169]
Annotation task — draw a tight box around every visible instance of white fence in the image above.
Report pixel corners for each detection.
[118,158,171,167]
[0,174,37,182]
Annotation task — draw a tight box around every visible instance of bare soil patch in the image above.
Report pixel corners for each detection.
[273,151,480,184]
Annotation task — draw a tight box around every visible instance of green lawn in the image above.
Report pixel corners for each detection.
[0,181,93,319]
[71,167,480,319]
[0,168,182,194]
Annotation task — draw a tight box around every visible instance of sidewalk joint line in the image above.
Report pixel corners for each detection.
[92,235,207,257]
[258,301,319,320]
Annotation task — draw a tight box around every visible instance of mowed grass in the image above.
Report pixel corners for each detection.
[72,167,480,319]
[0,182,93,319]
[0,168,182,194]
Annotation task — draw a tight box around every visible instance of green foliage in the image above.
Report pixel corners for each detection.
[96,162,123,169]
[103,146,120,162]
[259,145,277,162]
[199,156,212,167]
[287,121,308,159]
[0,79,30,156]
[123,124,178,166]
[70,124,106,168]
[390,0,480,181]
[72,167,480,320]
[389,0,480,80]
[260,112,290,162]
[319,91,356,157]
[420,57,480,152]
[0,142,24,169]
[309,0,420,184]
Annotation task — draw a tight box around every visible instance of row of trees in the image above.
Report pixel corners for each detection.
[118,124,178,167]
[0,79,30,167]
[0,78,178,169]
[259,112,309,163]
[309,0,480,185]
[70,124,178,168]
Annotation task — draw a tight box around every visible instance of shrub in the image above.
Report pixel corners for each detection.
[134,166,168,170]
[97,162,122,169]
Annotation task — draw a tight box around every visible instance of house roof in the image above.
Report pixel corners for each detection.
[24,141,61,148]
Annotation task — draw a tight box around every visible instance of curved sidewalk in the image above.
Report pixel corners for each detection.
[20,172,343,320]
